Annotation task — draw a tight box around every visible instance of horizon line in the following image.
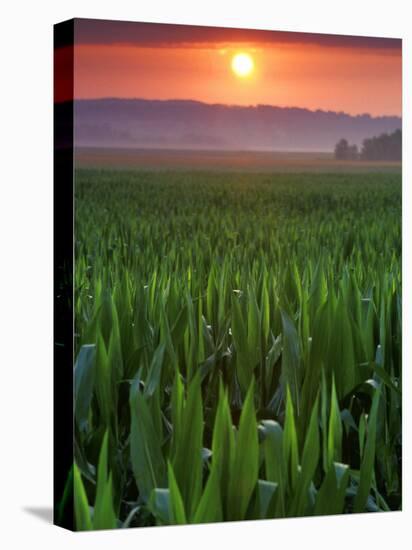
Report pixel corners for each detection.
[68,97,402,119]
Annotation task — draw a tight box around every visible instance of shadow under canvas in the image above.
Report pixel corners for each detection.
[23,506,53,524]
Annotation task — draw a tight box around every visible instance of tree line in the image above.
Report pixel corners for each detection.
[335,129,401,161]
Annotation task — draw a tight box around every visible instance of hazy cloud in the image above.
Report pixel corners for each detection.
[73,18,401,51]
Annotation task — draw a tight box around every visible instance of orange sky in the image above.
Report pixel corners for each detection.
[69,20,402,116]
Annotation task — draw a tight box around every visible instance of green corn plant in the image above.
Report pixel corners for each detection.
[74,431,117,530]
[72,168,401,528]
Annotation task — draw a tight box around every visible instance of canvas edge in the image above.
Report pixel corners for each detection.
[53,17,75,531]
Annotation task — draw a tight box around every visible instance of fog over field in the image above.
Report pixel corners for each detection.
[71,98,401,152]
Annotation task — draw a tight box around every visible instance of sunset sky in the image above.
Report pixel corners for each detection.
[60,19,401,117]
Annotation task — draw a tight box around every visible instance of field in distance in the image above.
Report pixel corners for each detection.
[75,147,401,173]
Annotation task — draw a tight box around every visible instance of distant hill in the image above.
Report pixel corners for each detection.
[69,98,401,152]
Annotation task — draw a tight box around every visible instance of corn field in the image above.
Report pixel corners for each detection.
[69,169,401,529]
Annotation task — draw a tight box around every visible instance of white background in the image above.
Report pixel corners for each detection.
[0,0,410,547]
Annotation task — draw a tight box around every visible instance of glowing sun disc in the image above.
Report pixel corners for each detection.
[231,53,254,77]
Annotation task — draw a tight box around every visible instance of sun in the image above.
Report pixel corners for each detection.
[231,53,254,78]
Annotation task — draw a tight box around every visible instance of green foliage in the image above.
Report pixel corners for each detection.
[130,375,166,502]
[74,431,117,530]
[170,372,204,518]
[72,169,401,529]
[226,380,259,521]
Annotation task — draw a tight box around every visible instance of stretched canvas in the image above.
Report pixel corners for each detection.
[54,18,402,531]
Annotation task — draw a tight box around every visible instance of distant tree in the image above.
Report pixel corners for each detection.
[335,138,349,160]
[335,139,359,160]
[360,129,401,161]
[348,144,359,160]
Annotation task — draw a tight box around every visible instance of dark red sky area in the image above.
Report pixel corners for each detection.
[58,18,402,116]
